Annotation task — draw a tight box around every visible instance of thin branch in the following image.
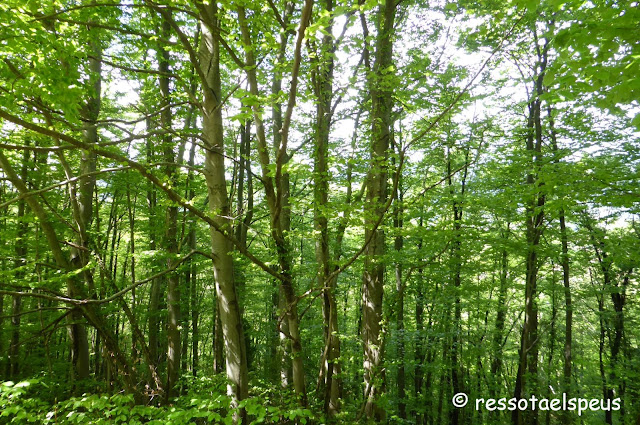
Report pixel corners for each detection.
[0,143,74,152]
[0,108,284,282]
[88,250,214,305]
[0,306,71,320]
[93,55,180,79]
[218,36,247,68]
[47,17,177,44]
[274,0,314,225]
[0,167,130,209]
[144,0,210,93]
[266,0,288,31]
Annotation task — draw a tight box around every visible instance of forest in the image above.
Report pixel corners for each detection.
[0,0,639,424]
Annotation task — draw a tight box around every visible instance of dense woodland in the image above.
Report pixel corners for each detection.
[0,0,639,424]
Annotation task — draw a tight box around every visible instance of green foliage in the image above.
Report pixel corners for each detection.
[0,376,322,425]
[0,0,638,424]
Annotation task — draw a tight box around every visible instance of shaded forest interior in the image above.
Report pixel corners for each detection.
[0,0,639,424]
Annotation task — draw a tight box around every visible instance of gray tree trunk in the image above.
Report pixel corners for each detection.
[199,3,249,422]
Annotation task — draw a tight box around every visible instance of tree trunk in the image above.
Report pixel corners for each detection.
[213,295,224,375]
[236,1,312,404]
[594,271,612,425]
[190,253,199,377]
[187,141,199,377]
[65,33,104,383]
[311,0,341,415]
[491,224,509,396]
[393,173,406,420]
[156,16,181,401]
[545,270,558,425]
[199,4,249,421]
[446,143,468,425]
[146,117,162,370]
[361,0,396,419]
[270,18,293,391]
[414,215,426,425]
[513,37,548,425]
[125,175,139,370]
[8,294,21,378]
[8,146,28,378]
[548,106,573,423]
[583,216,628,424]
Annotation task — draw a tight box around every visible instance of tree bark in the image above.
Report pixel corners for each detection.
[512,35,548,425]
[7,146,28,378]
[361,0,395,419]
[414,215,426,425]
[187,141,199,377]
[548,106,573,423]
[269,5,294,389]
[393,166,406,420]
[63,32,104,383]
[156,16,181,401]
[146,118,162,369]
[491,223,509,396]
[311,0,342,416]
[446,143,468,425]
[199,3,249,421]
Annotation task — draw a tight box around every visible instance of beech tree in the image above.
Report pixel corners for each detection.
[0,0,639,424]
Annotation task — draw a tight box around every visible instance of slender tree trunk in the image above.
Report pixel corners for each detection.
[491,224,509,397]
[155,16,181,400]
[583,217,629,424]
[145,115,162,371]
[125,175,140,369]
[235,121,253,251]
[64,34,104,383]
[513,37,548,425]
[190,253,199,377]
[593,269,612,425]
[361,0,396,419]
[548,106,573,423]
[545,269,558,425]
[235,122,248,248]
[393,172,406,420]
[8,146,28,378]
[311,0,341,415]
[182,267,190,374]
[415,276,426,425]
[414,215,426,425]
[271,24,293,391]
[236,1,312,404]
[199,4,249,421]
[8,293,22,379]
[438,304,453,425]
[185,141,199,377]
[446,144,468,425]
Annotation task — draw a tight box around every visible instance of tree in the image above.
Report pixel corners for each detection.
[360,0,396,420]
[0,1,638,424]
